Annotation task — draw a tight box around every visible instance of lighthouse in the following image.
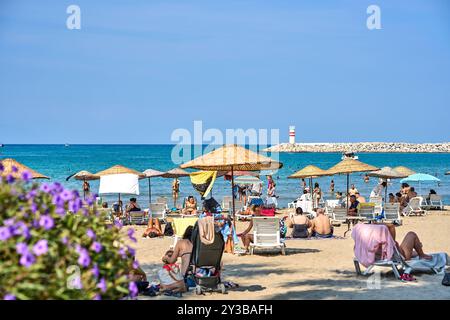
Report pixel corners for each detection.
[289,126,295,144]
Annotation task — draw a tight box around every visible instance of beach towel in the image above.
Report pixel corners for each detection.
[197,216,215,245]
[352,223,396,268]
[404,253,449,274]
[172,217,198,237]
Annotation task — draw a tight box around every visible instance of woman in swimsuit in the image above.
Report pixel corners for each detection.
[286,207,312,238]
[163,226,194,276]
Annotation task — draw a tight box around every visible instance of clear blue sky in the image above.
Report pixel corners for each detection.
[0,0,449,144]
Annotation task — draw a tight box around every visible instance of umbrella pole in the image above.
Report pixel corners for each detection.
[83,178,86,200]
[346,174,350,215]
[231,166,236,229]
[148,178,152,208]
[309,177,313,208]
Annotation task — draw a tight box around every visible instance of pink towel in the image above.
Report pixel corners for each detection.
[352,224,395,267]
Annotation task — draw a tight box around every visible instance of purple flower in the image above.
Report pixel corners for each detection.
[3,294,16,300]
[11,165,18,173]
[21,170,32,182]
[119,248,127,259]
[0,162,4,172]
[86,195,95,206]
[39,215,54,230]
[30,202,38,214]
[91,264,100,278]
[13,222,30,238]
[132,260,140,269]
[60,189,73,202]
[76,245,91,268]
[16,242,28,255]
[26,189,37,200]
[19,251,36,268]
[61,236,69,245]
[52,195,64,208]
[93,294,101,300]
[127,229,137,243]
[6,174,15,184]
[56,207,66,216]
[68,198,82,213]
[40,183,51,193]
[114,219,123,229]
[33,239,48,256]
[0,227,12,241]
[97,278,107,293]
[127,246,136,257]
[91,241,103,253]
[86,229,96,239]
[4,218,15,226]
[50,182,64,194]
[128,282,138,297]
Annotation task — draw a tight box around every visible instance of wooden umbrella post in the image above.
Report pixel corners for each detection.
[346,173,350,215]
[231,166,236,228]
[148,177,152,208]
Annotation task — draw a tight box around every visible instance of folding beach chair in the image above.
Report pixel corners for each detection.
[403,197,426,216]
[234,200,251,221]
[369,196,383,216]
[249,217,285,255]
[156,196,169,211]
[127,211,147,225]
[148,203,167,221]
[429,194,444,210]
[383,203,402,224]
[331,207,348,225]
[358,203,376,221]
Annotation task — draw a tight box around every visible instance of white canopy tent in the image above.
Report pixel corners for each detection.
[99,173,140,210]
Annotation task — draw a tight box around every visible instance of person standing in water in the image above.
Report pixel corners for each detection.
[172,178,180,208]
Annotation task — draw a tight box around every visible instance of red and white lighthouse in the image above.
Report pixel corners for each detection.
[289,126,295,144]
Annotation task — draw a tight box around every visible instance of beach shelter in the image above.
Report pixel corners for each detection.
[66,170,99,200]
[393,166,416,178]
[143,169,165,206]
[180,144,283,223]
[288,165,330,206]
[0,158,49,180]
[161,168,190,207]
[400,173,440,194]
[327,158,379,213]
[95,165,144,209]
[367,167,404,202]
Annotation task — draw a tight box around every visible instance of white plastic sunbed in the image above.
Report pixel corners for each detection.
[148,203,167,221]
[249,217,285,255]
[403,197,426,216]
[383,203,402,224]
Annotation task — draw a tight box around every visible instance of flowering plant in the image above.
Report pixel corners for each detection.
[0,164,139,300]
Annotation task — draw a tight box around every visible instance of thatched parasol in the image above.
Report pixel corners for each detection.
[143,168,165,205]
[367,167,404,202]
[393,166,416,178]
[327,158,379,214]
[288,165,331,208]
[66,170,99,200]
[0,158,49,179]
[180,144,283,222]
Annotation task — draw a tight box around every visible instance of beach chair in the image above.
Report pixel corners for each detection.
[331,207,348,225]
[403,197,426,216]
[221,196,232,212]
[383,203,402,224]
[358,203,376,221]
[234,200,251,221]
[148,203,167,221]
[249,217,285,255]
[127,211,147,225]
[156,196,169,211]
[369,196,383,216]
[429,194,444,210]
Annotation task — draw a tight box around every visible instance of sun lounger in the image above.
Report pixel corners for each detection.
[358,203,376,221]
[403,197,426,216]
[383,203,402,224]
[221,196,233,212]
[156,196,170,211]
[249,217,285,255]
[149,203,167,221]
[330,207,348,225]
[234,200,251,221]
[369,196,383,216]
[428,194,444,210]
[127,211,147,225]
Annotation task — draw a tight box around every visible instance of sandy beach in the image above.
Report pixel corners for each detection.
[124,208,450,300]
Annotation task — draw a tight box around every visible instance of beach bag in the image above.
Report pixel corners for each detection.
[261,207,275,216]
[442,273,450,286]
[164,222,174,236]
[158,263,184,286]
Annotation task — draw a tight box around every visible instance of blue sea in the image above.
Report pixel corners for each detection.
[1,145,449,207]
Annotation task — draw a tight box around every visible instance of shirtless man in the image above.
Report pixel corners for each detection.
[310,208,333,238]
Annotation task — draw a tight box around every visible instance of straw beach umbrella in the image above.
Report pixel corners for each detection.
[180,144,283,222]
[161,168,190,208]
[95,165,144,178]
[0,158,49,179]
[288,165,330,207]
[327,158,379,213]
[66,170,99,200]
[393,166,416,178]
[367,166,404,202]
[143,168,165,206]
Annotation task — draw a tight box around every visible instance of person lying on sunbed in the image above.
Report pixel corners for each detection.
[142,217,163,238]
[237,205,262,253]
[182,196,198,215]
[310,208,333,238]
[286,207,311,238]
[384,224,432,261]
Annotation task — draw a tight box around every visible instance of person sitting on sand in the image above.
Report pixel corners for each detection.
[182,196,198,215]
[142,217,163,238]
[238,205,263,253]
[355,191,366,204]
[159,250,186,295]
[286,207,311,238]
[310,208,333,238]
[348,195,360,216]
[163,226,193,276]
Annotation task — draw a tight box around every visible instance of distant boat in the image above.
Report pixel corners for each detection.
[342,152,359,160]
[64,143,70,147]
[0,144,3,147]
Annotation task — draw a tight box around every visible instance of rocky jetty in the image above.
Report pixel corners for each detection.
[264,142,450,153]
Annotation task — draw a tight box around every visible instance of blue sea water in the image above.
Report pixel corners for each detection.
[1,145,449,207]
